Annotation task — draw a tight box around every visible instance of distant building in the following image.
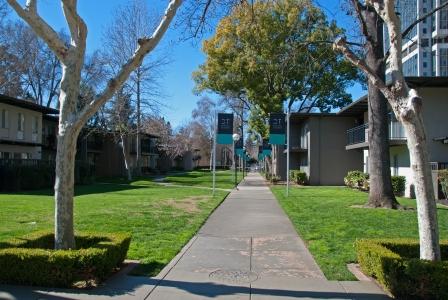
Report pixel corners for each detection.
[1,94,160,178]
[386,0,448,78]
[272,113,363,186]
[0,94,58,160]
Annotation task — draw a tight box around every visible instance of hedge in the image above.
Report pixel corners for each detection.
[356,239,448,299]
[0,231,131,287]
[290,170,308,185]
[0,159,95,192]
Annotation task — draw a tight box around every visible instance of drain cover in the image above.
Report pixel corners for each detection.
[209,269,258,284]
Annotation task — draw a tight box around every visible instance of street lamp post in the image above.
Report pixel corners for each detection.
[232,133,240,188]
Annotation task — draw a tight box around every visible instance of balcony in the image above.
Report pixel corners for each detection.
[347,123,368,146]
[131,139,158,155]
[346,122,407,150]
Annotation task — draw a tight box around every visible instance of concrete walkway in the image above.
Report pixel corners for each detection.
[0,173,390,300]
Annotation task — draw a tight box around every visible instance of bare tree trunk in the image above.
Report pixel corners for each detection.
[54,129,77,249]
[120,134,133,181]
[362,7,399,208]
[367,85,399,208]
[135,69,141,176]
[402,108,440,260]
[209,141,213,170]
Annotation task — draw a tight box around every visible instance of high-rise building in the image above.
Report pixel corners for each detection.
[386,0,448,78]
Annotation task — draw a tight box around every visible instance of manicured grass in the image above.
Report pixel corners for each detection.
[100,169,242,190]
[271,186,448,280]
[164,169,243,189]
[0,170,234,276]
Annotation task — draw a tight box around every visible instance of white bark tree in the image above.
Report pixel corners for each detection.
[192,96,216,170]
[6,0,183,249]
[334,0,440,261]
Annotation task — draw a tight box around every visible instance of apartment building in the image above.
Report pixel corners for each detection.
[388,0,448,78]
[339,77,448,197]
[0,94,58,160]
[273,113,363,185]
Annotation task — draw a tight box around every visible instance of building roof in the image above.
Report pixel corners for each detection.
[290,112,351,122]
[402,76,448,88]
[337,77,448,117]
[0,94,59,115]
[337,95,368,117]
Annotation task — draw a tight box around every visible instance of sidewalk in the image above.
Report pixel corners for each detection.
[0,173,390,300]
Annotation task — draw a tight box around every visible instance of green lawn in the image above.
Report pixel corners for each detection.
[164,169,243,189]
[99,169,243,190]
[0,170,237,276]
[271,186,448,280]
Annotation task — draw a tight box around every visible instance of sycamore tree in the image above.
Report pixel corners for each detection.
[335,0,441,261]
[193,0,358,115]
[5,0,183,250]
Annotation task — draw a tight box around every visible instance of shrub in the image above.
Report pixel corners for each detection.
[290,170,307,185]
[0,231,131,288]
[439,169,448,200]
[356,239,448,299]
[391,175,406,196]
[344,170,369,190]
[271,175,280,183]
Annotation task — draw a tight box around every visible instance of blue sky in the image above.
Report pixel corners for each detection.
[11,0,365,128]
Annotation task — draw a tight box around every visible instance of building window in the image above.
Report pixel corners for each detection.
[432,50,437,75]
[32,116,38,134]
[393,155,399,176]
[31,116,38,142]
[397,0,418,40]
[403,54,418,76]
[440,48,448,76]
[17,113,24,131]
[17,113,24,140]
[440,0,448,29]
[1,109,8,128]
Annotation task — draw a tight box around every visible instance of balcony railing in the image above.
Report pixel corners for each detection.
[347,124,368,145]
[347,122,407,146]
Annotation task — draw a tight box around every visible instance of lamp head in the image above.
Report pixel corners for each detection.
[232,133,240,141]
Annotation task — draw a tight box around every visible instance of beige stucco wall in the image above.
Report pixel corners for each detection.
[0,103,42,159]
[419,87,448,163]
[308,116,363,185]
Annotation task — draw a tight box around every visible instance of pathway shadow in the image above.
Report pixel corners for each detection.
[1,183,146,197]
[0,277,391,300]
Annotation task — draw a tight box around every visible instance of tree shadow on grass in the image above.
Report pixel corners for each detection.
[0,183,147,197]
[127,261,167,277]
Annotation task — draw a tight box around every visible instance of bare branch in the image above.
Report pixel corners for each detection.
[333,36,392,99]
[61,0,87,50]
[6,0,68,61]
[77,0,182,125]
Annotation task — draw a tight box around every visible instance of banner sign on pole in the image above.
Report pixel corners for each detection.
[217,113,234,144]
[235,136,244,156]
[262,139,272,157]
[269,113,286,145]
